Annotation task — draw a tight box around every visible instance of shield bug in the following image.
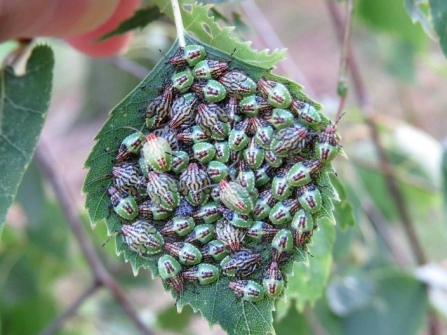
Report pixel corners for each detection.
[196,103,229,137]
[161,217,196,237]
[183,263,220,285]
[138,200,171,221]
[207,160,229,183]
[228,118,250,151]
[252,118,274,149]
[216,219,246,250]
[158,255,183,292]
[239,95,273,117]
[171,150,190,174]
[193,201,221,224]
[246,221,280,242]
[214,141,230,163]
[290,100,321,127]
[220,208,252,229]
[116,131,146,161]
[243,138,265,170]
[179,163,211,206]
[146,172,179,211]
[290,209,314,246]
[229,280,265,302]
[224,96,241,122]
[193,142,216,165]
[264,150,283,168]
[286,159,323,187]
[253,163,276,187]
[184,223,215,244]
[220,249,261,277]
[219,180,254,215]
[191,80,227,103]
[296,183,322,213]
[171,68,194,93]
[122,220,164,256]
[169,93,198,128]
[108,186,138,220]
[271,168,293,201]
[192,59,228,79]
[169,44,206,67]
[236,160,256,193]
[264,108,294,130]
[252,189,277,220]
[258,78,292,109]
[270,124,309,157]
[315,122,341,163]
[142,133,172,172]
[271,229,294,261]
[269,199,301,225]
[112,162,145,197]
[144,86,173,120]
[164,242,203,266]
[177,125,209,145]
[218,70,256,97]
[201,240,230,262]
[262,261,284,298]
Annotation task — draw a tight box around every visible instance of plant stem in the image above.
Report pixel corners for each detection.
[171,0,186,47]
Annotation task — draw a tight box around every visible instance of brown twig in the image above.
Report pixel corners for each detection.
[325,1,441,334]
[35,140,153,335]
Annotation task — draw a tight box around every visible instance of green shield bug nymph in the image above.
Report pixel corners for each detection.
[157,255,184,292]
[146,172,179,211]
[142,133,172,172]
[264,108,294,130]
[201,239,230,262]
[229,280,265,302]
[286,159,323,187]
[207,160,230,183]
[220,249,261,277]
[290,100,321,127]
[296,183,322,213]
[252,189,277,221]
[271,229,294,261]
[258,78,292,109]
[216,219,246,250]
[107,186,138,220]
[239,95,273,117]
[219,180,254,215]
[112,162,145,197]
[169,44,206,67]
[171,68,194,93]
[193,201,221,224]
[191,80,228,103]
[160,217,196,237]
[183,263,220,285]
[271,168,293,201]
[218,70,256,97]
[246,221,280,242]
[138,200,171,221]
[269,199,301,226]
[262,261,284,298]
[290,209,314,246]
[116,131,146,161]
[122,220,165,256]
[184,223,215,244]
[315,122,341,163]
[192,59,228,79]
[164,242,203,265]
[270,124,309,157]
[228,118,250,151]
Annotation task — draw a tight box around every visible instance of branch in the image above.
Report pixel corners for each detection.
[35,140,153,335]
[171,0,186,47]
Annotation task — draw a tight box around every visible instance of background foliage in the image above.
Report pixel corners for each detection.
[1,0,447,334]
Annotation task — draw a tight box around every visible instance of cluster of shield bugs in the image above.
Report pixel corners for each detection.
[105,44,341,303]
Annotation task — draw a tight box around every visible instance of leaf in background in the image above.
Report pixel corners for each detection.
[99,6,163,41]
[330,174,355,231]
[273,304,310,335]
[0,45,54,234]
[151,0,286,69]
[385,40,415,83]
[405,0,434,37]
[442,139,447,221]
[429,0,447,57]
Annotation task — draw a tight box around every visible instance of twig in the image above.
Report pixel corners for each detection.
[171,0,186,47]
[39,282,100,335]
[35,140,153,335]
[325,1,441,334]
[240,0,316,97]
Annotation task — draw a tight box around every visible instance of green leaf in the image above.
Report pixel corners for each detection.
[99,6,163,41]
[442,139,447,221]
[405,0,434,37]
[430,0,447,57]
[273,303,310,335]
[83,31,339,335]
[0,45,54,234]
[286,219,336,311]
[151,0,286,69]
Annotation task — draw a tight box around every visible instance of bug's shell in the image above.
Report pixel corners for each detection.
[269,199,301,226]
[239,95,273,117]
[193,142,216,164]
[183,263,221,285]
[252,188,276,220]
[214,141,230,163]
[218,70,256,97]
[169,93,198,129]
[290,209,314,246]
[145,87,173,120]
[169,44,206,67]
[146,172,179,211]
[193,201,221,224]
[229,280,265,302]
[254,123,274,149]
[228,119,250,151]
[246,221,280,242]
[264,108,294,130]
[108,187,139,220]
[216,219,246,251]
[112,162,145,197]
[138,200,171,221]
[122,220,165,256]
[180,163,211,206]
[192,59,228,79]
[184,224,215,244]
[171,150,190,174]
[271,229,294,261]
[200,80,228,103]
[253,164,276,187]
[296,184,322,213]
[207,160,230,183]
[271,172,293,201]
[157,255,183,292]
[243,138,265,170]
[264,150,283,168]
[286,159,323,187]
[201,240,230,262]
[161,217,196,237]
[315,124,340,163]
[219,180,254,215]
[224,96,241,121]
[220,249,261,277]
[171,68,194,93]
[262,261,284,298]
[220,207,253,229]
[164,242,203,265]
[236,161,256,193]
[258,78,292,109]
[290,100,321,127]
[270,124,309,157]
[177,125,209,145]
[116,132,146,161]
[142,133,172,172]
